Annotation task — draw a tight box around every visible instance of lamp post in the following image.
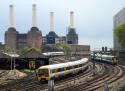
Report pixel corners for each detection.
[14,55,15,74]
[13,49,16,75]
[92,51,96,76]
[11,56,12,70]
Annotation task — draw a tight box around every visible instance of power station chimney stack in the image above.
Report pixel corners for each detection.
[9,5,14,28]
[66,11,78,44]
[50,12,54,31]
[70,11,74,27]
[27,4,42,49]
[32,4,37,27]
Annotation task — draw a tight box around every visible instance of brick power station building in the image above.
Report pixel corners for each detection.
[5,5,42,50]
[5,5,79,50]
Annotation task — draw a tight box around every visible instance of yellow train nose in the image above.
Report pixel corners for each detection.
[38,76,49,81]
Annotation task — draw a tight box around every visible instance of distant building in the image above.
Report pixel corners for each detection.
[5,28,18,49]
[66,11,78,44]
[5,27,42,49]
[113,7,125,50]
[5,5,80,50]
[46,31,58,44]
[55,36,66,44]
[42,36,47,45]
[27,27,42,49]
[66,27,78,44]
[16,33,27,49]
[70,44,90,57]
[42,44,90,57]
[5,5,42,50]
[43,35,66,45]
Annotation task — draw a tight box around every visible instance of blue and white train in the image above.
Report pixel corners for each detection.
[37,58,89,81]
[43,52,64,56]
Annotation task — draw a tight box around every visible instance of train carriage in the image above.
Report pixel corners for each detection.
[37,58,89,82]
[91,54,118,65]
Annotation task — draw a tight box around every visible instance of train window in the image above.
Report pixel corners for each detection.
[70,66,73,70]
[38,69,48,76]
[52,69,55,73]
[58,68,64,72]
[77,65,79,68]
[52,69,58,73]
[67,67,69,70]
[74,65,78,68]
[67,66,72,70]
[79,64,82,67]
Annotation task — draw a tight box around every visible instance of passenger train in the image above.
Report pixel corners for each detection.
[43,52,64,56]
[91,54,118,65]
[37,58,89,82]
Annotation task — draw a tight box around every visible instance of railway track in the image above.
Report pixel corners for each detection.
[58,63,125,91]
[0,62,94,91]
[0,70,9,78]
[54,62,103,91]
[0,60,104,91]
[85,65,125,91]
[0,58,124,91]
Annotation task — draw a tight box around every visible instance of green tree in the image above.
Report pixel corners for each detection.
[19,47,30,55]
[114,23,125,48]
[19,47,41,55]
[4,47,14,53]
[55,43,72,59]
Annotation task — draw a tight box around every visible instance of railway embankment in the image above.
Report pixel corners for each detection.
[0,70,27,84]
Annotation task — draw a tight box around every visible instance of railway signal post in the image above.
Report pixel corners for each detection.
[48,80,54,91]
[104,81,109,91]
[92,51,96,76]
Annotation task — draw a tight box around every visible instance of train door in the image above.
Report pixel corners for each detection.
[54,69,58,78]
[64,67,66,76]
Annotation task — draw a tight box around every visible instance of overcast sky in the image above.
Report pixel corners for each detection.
[0,0,125,50]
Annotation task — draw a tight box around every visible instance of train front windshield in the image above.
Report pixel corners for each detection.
[38,69,49,76]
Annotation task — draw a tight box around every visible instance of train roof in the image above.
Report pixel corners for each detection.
[42,52,64,56]
[101,55,114,57]
[91,54,116,58]
[38,58,88,70]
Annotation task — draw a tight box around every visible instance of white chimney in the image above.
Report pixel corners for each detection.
[9,5,14,27]
[32,4,37,27]
[50,12,54,31]
[70,11,74,27]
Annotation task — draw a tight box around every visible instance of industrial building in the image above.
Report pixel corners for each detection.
[5,5,78,51]
[46,12,66,44]
[5,5,42,50]
[46,12,58,44]
[45,11,78,45]
[0,48,49,69]
[66,11,78,44]
[113,7,125,50]
[66,27,78,44]
[42,44,90,57]
[55,36,66,44]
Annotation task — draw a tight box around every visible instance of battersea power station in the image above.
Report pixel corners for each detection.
[5,4,79,50]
